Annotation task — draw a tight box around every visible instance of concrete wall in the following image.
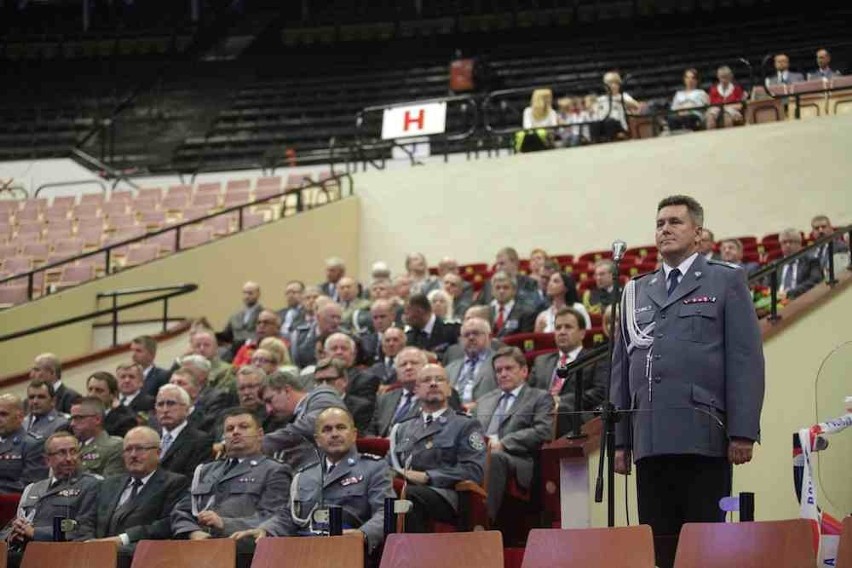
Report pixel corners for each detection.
[0,197,360,378]
[355,114,852,279]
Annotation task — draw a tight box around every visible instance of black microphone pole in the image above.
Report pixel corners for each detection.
[594,239,626,527]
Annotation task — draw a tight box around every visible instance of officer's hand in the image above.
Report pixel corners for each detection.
[231,528,266,542]
[343,529,365,540]
[189,531,212,541]
[404,470,429,485]
[212,443,225,460]
[614,449,631,475]
[10,518,34,541]
[462,402,477,414]
[728,438,755,465]
[197,510,224,530]
[488,439,503,453]
[89,536,122,545]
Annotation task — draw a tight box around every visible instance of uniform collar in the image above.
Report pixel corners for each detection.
[662,252,698,279]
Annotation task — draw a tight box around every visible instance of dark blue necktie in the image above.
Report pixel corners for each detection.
[393,392,413,424]
[667,268,681,297]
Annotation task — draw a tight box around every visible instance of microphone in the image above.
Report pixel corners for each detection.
[738,57,752,68]
[314,446,328,535]
[611,240,627,262]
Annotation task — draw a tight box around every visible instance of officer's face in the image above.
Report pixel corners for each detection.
[493,280,516,305]
[593,265,614,289]
[0,402,23,435]
[554,314,586,352]
[371,306,394,333]
[69,404,99,440]
[263,387,295,418]
[461,321,490,354]
[27,386,54,415]
[29,363,55,382]
[46,436,80,479]
[123,430,160,477]
[494,355,528,393]
[315,411,356,460]
[415,367,450,405]
[223,414,263,457]
[396,351,425,389]
[117,368,143,396]
[86,378,113,406]
[655,205,701,262]
[155,391,189,429]
[237,374,263,410]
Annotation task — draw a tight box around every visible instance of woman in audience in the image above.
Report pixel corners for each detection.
[705,65,746,129]
[535,272,592,332]
[522,88,558,129]
[556,97,586,147]
[258,336,297,373]
[427,289,457,323]
[668,68,710,131]
[591,71,642,142]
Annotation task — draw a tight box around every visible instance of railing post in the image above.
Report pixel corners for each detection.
[176,226,182,250]
[768,270,780,322]
[848,229,852,270]
[105,249,112,275]
[296,190,303,213]
[826,239,837,286]
[162,297,169,333]
[27,272,34,300]
[238,207,244,231]
[111,294,118,347]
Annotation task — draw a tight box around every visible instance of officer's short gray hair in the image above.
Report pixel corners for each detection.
[34,353,61,379]
[45,431,79,453]
[179,354,211,374]
[324,332,355,352]
[0,393,23,410]
[238,365,267,380]
[779,228,802,243]
[157,383,191,406]
[657,195,704,227]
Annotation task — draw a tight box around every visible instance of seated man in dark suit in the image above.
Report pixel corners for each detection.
[441,272,472,320]
[404,293,460,361]
[77,426,189,555]
[131,336,172,397]
[359,299,398,365]
[475,347,554,521]
[366,347,427,437]
[810,214,850,271]
[529,307,608,437]
[719,239,759,276]
[488,271,537,338]
[291,301,343,369]
[215,281,264,362]
[582,260,619,316]
[443,305,505,364]
[476,246,542,307]
[86,372,138,439]
[365,327,407,388]
[29,353,79,414]
[777,228,824,299]
[155,384,212,479]
[277,279,306,337]
[115,363,155,417]
[324,333,378,414]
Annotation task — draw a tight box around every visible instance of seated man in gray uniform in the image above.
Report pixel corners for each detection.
[233,407,394,554]
[23,380,69,439]
[389,364,486,533]
[172,409,291,541]
[0,394,48,495]
[3,431,100,567]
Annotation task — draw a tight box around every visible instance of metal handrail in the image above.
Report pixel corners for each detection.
[0,172,354,296]
[0,283,197,344]
[34,179,107,198]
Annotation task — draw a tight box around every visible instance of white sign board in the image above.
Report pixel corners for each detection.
[381,102,447,140]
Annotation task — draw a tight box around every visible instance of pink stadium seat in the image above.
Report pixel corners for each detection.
[0,243,18,258]
[21,242,49,262]
[56,264,95,289]
[243,212,266,229]
[204,216,232,237]
[133,197,159,213]
[52,195,76,209]
[79,193,105,205]
[255,176,281,189]
[254,185,282,202]
[123,244,160,267]
[162,194,189,211]
[286,173,309,189]
[136,187,163,201]
[146,231,177,254]
[191,193,219,209]
[139,210,167,229]
[44,207,70,221]
[226,179,251,192]
[77,225,105,248]
[167,184,193,198]
[222,190,250,207]
[0,201,17,213]
[110,190,133,202]
[3,256,33,275]
[21,198,46,212]
[101,201,128,217]
[15,207,40,223]
[196,182,222,194]
[0,285,28,307]
[182,207,209,221]
[181,227,213,249]
[46,219,74,238]
[16,222,43,239]
[73,203,101,220]
[107,214,136,231]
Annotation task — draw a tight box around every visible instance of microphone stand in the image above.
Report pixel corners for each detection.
[594,248,625,527]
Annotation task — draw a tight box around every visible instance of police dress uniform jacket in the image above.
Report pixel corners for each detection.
[474,385,554,488]
[262,447,395,551]
[262,385,346,468]
[24,409,69,439]
[610,255,765,462]
[7,471,101,541]
[80,431,125,477]
[159,425,213,479]
[388,411,486,511]
[444,352,498,403]
[0,428,47,494]
[77,468,188,543]
[172,454,291,537]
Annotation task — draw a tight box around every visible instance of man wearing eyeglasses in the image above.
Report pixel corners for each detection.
[2,431,100,546]
[0,394,48,495]
[77,426,188,555]
[155,385,212,479]
[69,398,124,477]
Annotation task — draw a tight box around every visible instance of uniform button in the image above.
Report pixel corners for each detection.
[653,354,661,360]
[653,376,662,384]
[656,333,664,338]
[661,313,666,319]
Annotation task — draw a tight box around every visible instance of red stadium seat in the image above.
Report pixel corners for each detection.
[502,332,555,353]
[524,348,556,366]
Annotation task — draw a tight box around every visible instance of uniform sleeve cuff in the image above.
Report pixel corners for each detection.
[119,533,130,546]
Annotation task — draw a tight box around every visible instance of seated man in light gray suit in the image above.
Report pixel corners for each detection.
[766,53,804,85]
[444,317,498,412]
[475,346,553,521]
[366,347,427,437]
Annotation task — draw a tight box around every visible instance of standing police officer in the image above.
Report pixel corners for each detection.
[611,195,764,567]
[233,408,395,554]
[3,431,100,543]
[389,364,486,533]
[0,394,47,494]
[172,409,291,540]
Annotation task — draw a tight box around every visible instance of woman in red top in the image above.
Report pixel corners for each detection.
[705,65,746,129]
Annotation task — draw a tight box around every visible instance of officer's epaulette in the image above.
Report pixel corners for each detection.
[707,259,740,269]
[631,270,657,281]
[296,460,321,474]
[360,453,383,461]
[455,410,472,417]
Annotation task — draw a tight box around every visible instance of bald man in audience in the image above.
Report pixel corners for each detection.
[359,298,399,364]
[320,257,346,301]
[0,394,48,494]
[217,281,264,362]
[231,309,283,368]
[442,272,472,320]
[29,353,79,414]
